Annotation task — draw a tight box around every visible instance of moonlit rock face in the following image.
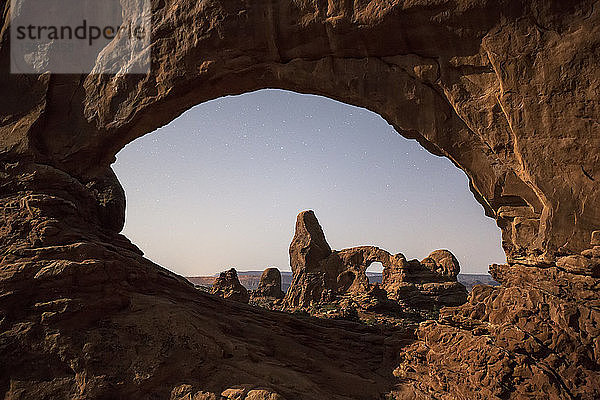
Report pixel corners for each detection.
[421,250,461,279]
[289,210,332,275]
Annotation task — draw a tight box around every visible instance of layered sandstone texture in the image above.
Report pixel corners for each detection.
[1,0,600,399]
[284,211,468,310]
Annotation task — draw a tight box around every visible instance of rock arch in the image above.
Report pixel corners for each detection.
[285,210,468,309]
[2,0,598,262]
[1,0,599,398]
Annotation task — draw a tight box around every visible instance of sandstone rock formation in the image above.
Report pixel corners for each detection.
[393,235,600,400]
[3,0,599,264]
[284,211,468,310]
[171,385,288,400]
[211,268,250,303]
[0,192,409,400]
[1,0,600,398]
[381,251,468,310]
[285,211,336,307]
[252,268,285,299]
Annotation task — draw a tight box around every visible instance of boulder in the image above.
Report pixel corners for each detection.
[421,249,461,279]
[253,268,285,299]
[211,268,250,303]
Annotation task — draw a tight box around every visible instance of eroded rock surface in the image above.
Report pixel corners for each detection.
[395,258,600,399]
[421,250,460,279]
[211,268,250,303]
[285,211,335,307]
[2,0,599,263]
[0,168,410,398]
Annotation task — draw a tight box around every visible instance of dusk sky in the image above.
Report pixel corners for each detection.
[113,89,505,276]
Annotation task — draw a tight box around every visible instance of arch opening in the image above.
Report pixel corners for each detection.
[113,89,505,279]
[366,262,384,285]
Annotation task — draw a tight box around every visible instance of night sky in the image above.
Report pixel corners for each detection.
[113,89,505,276]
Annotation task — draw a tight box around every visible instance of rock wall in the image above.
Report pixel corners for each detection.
[1,0,600,398]
[394,251,600,399]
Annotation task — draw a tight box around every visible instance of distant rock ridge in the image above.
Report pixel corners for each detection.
[186,271,498,293]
